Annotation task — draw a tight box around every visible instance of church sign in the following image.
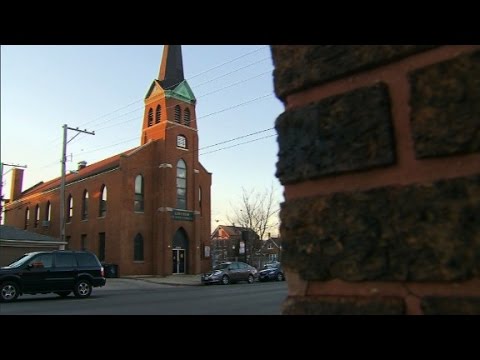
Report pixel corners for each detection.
[172,209,194,221]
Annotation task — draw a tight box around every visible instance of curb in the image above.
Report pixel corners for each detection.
[120,276,202,287]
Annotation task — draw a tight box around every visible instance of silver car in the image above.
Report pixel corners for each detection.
[201,261,258,285]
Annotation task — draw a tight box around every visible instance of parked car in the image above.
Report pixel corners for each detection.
[258,262,285,282]
[0,250,106,302]
[201,261,258,285]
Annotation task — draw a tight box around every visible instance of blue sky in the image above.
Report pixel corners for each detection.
[1,45,285,231]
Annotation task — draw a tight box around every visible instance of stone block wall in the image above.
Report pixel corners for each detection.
[271,45,480,314]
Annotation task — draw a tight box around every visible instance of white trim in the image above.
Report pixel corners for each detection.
[159,163,173,168]
[1,239,67,247]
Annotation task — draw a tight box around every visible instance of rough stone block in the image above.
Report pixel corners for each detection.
[409,50,480,158]
[281,175,480,281]
[276,83,395,185]
[272,45,436,99]
[421,297,480,315]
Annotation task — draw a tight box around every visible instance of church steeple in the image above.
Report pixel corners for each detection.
[158,45,184,89]
[141,45,197,145]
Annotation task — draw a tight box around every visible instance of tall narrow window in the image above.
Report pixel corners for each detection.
[134,175,144,212]
[134,234,144,261]
[176,159,187,209]
[34,204,40,228]
[81,234,87,250]
[98,233,106,262]
[155,105,161,123]
[148,108,153,127]
[184,108,191,126]
[25,207,30,229]
[99,185,107,217]
[45,201,51,221]
[82,190,89,220]
[199,186,202,214]
[67,195,73,222]
[174,105,181,123]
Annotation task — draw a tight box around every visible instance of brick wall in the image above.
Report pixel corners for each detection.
[271,45,480,315]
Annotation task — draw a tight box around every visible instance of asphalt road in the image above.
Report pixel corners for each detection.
[0,279,288,315]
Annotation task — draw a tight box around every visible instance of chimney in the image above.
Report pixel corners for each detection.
[10,168,24,201]
[77,161,87,170]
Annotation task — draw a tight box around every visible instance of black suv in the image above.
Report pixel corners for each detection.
[0,250,106,302]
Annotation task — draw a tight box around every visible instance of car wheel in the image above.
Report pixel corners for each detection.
[221,275,230,285]
[0,281,19,302]
[55,291,71,298]
[247,274,254,284]
[277,273,284,281]
[73,279,92,298]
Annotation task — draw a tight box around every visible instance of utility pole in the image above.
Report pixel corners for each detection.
[0,162,27,224]
[60,125,95,248]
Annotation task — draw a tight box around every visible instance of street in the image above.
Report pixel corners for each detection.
[0,279,288,315]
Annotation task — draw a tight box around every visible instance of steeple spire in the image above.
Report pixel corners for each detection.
[158,45,184,89]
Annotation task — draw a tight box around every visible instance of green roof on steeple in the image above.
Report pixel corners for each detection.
[165,80,196,103]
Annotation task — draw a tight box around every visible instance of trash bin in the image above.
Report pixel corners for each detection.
[102,263,118,278]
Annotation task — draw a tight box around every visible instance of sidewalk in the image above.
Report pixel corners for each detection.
[122,274,202,286]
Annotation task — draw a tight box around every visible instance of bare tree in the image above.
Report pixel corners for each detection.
[227,183,280,260]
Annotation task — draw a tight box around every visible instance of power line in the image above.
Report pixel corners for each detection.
[199,128,274,151]
[200,134,276,156]
[191,57,271,89]
[197,71,271,98]
[93,73,274,133]
[75,45,269,130]
[198,93,273,120]
[187,45,268,81]
[44,46,271,147]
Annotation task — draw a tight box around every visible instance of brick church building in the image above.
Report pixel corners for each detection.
[4,45,212,276]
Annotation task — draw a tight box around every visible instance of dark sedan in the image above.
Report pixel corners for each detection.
[202,261,258,285]
[258,262,285,282]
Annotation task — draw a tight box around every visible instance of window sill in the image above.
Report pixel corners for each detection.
[133,261,145,264]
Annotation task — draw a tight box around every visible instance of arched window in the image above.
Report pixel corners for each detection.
[67,195,73,222]
[34,204,40,227]
[82,190,89,220]
[134,175,144,212]
[174,105,181,123]
[155,105,161,123]
[25,207,30,229]
[99,185,107,217]
[134,233,144,261]
[184,108,191,126]
[176,159,187,210]
[148,108,153,127]
[45,201,51,221]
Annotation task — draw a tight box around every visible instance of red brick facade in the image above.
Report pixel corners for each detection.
[4,45,212,276]
[272,45,480,314]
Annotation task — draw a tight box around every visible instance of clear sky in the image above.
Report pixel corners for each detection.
[1,45,285,232]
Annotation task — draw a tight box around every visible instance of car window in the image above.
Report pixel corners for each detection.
[28,254,53,269]
[229,263,240,270]
[76,253,99,267]
[238,262,248,269]
[7,254,33,268]
[55,253,77,268]
[214,263,229,270]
